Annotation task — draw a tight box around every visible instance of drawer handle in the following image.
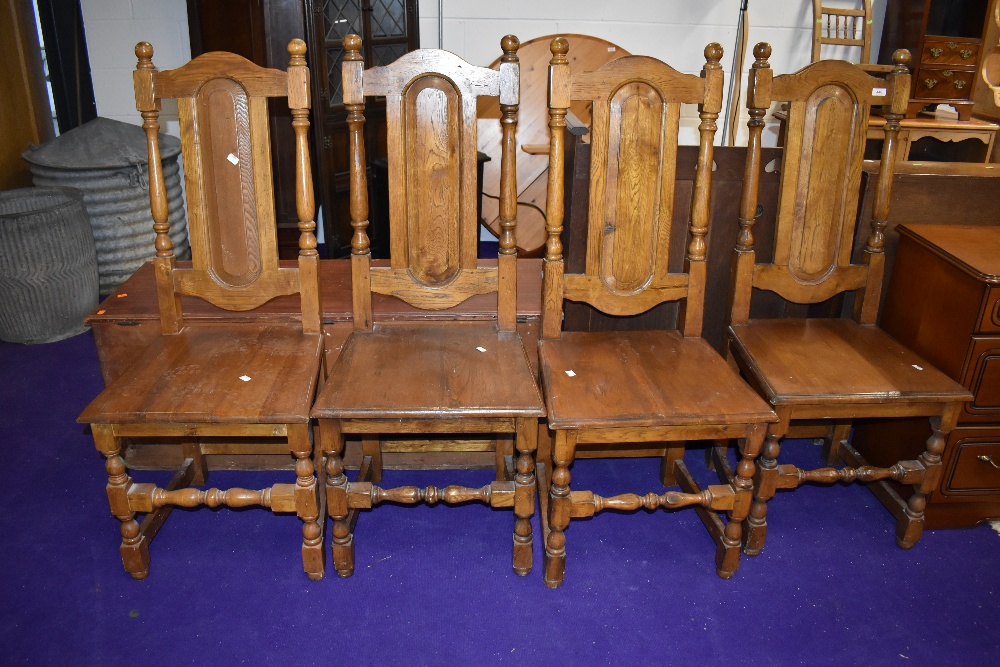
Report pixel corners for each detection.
[954,80,966,90]
[948,42,959,50]
[924,78,938,89]
[930,47,943,58]
[978,455,1000,470]
[942,70,953,77]
[960,49,973,59]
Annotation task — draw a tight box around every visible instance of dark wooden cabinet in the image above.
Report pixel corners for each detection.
[304,0,419,257]
[880,0,992,120]
[853,224,1000,528]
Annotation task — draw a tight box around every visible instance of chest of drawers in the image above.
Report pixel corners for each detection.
[853,224,1000,528]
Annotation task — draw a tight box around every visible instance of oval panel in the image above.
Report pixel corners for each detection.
[602,82,663,293]
[196,77,261,287]
[789,84,858,282]
[405,76,461,286]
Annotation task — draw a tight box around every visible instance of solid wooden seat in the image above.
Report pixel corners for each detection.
[311,34,544,579]
[540,331,773,429]
[317,322,541,418]
[77,40,324,580]
[724,43,973,559]
[729,320,968,405]
[79,325,322,424]
[537,38,776,588]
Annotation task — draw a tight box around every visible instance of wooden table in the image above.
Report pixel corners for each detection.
[852,224,1000,528]
[774,108,999,162]
[88,258,542,472]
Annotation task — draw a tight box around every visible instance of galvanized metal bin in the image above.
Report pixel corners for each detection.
[23,117,188,294]
[0,187,99,344]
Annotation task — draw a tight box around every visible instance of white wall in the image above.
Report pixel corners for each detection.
[79,0,887,145]
[80,0,191,137]
[419,0,888,145]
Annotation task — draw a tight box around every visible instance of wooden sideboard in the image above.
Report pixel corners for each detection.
[853,224,1000,528]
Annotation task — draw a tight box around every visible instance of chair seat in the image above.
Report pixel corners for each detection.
[311,321,545,419]
[78,324,323,424]
[728,319,973,406]
[538,330,775,430]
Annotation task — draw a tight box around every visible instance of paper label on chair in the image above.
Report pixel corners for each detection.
[476,346,487,352]
[912,365,923,371]
[227,153,240,165]
[239,375,252,382]
[565,370,576,377]
[872,87,887,97]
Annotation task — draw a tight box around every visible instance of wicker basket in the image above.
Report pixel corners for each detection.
[0,187,99,344]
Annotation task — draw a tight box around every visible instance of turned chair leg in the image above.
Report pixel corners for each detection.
[897,414,950,549]
[512,418,537,575]
[322,420,354,577]
[290,424,324,580]
[544,430,576,588]
[93,426,150,579]
[743,428,781,556]
[717,426,764,578]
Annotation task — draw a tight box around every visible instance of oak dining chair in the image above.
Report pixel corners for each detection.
[78,40,325,579]
[537,37,777,588]
[311,34,545,578]
[723,43,973,557]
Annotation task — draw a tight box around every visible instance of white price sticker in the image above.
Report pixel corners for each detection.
[872,87,887,97]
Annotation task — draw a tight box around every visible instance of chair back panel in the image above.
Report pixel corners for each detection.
[774,75,871,286]
[591,81,678,295]
[344,37,520,325]
[190,78,267,287]
[728,44,911,326]
[391,72,476,283]
[545,49,722,324]
[134,42,320,332]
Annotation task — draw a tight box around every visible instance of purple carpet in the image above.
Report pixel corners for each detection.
[1,330,997,665]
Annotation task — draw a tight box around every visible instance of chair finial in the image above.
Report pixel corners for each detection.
[288,38,307,65]
[753,42,772,66]
[892,48,911,72]
[343,34,363,61]
[501,34,519,61]
[704,42,724,67]
[550,36,569,62]
[135,42,154,69]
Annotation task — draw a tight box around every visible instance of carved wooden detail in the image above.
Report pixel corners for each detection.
[403,76,462,287]
[194,77,263,287]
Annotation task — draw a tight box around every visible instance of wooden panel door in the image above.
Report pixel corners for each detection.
[306,0,419,258]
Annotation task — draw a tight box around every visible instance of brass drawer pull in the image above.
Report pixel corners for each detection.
[954,80,966,90]
[960,49,973,59]
[942,70,953,76]
[978,455,1000,470]
[930,47,943,58]
[924,78,938,89]
[948,42,958,50]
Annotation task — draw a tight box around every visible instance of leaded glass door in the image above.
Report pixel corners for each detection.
[307,0,419,257]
